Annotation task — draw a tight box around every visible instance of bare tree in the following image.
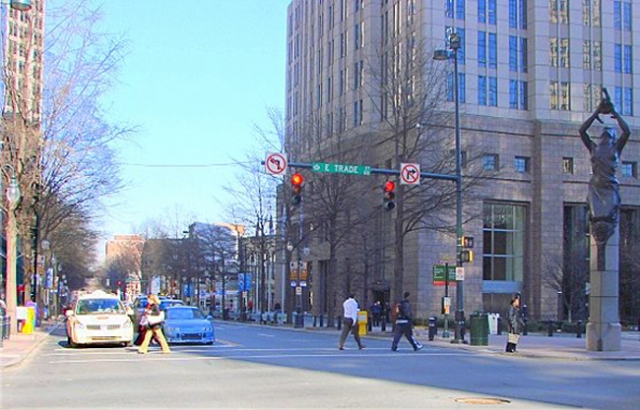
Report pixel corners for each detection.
[364,33,485,302]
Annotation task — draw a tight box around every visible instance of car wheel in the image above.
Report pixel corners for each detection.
[205,341,214,345]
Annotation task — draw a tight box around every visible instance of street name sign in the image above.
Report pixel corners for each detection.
[312,162,372,176]
[432,264,457,286]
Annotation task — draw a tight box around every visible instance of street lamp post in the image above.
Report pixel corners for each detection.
[3,169,21,336]
[434,30,466,344]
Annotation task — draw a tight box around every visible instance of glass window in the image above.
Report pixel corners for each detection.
[458,28,466,64]
[489,76,498,106]
[515,156,529,173]
[478,31,487,67]
[560,82,570,111]
[621,162,637,178]
[560,38,569,67]
[592,0,601,26]
[519,0,527,29]
[478,0,486,23]
[446,0,454,18]
[447,72,454,102]
[519,81,528,110]
[550,37,559,67]
[479,75,487,106]
[456,0,466,20]
[483,153,499,171]
[550,81,559,110]
[614,1,622,29]
[509,79,518,109]
[458,73,466,103]
[520,38,528,73]
[624,87,633,116]
[559,0,569,23]
[614,43,622,73]
[593,41,602,71]
[509,36,518,72]
[482,203,526,282]
[509,0,517,28]
[623,2,632,31]
[488,0,497,24]
[563,157,574,174]
[550,0,558,23]
[624,45,632,74]
[583,40,591,69]
[488,33,497,68]
[615,86,623,111]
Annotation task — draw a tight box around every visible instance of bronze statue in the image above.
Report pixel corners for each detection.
[579,88,631,245]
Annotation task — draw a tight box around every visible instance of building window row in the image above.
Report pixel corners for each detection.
[446,0,466,20]
[550,81,571,111]
[509,36,528,73]
[550,37,569,68]
[478,0,498,25]
[509,0,528,29]
[583,0,602,27]
[550,0,570,24]
[614,44,633,74]
[583,40,603,71]
[614,1,633,31]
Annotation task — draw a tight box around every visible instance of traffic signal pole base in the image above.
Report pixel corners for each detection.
[451,310,467,344]
[294,308,304,328]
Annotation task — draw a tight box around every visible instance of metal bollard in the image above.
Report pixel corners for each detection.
[576,320,583,338]
[381,316,387,332]
[428,316,437,341]
[336,316,342,330]
[497,317,502,335]
[547,321,554,337]
[313,316,317,327]
[522,318,528,335]
[319,314,324,327]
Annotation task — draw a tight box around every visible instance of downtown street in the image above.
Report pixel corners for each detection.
[1,322,639,409]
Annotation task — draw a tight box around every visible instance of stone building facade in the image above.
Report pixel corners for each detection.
[283,0,640,322]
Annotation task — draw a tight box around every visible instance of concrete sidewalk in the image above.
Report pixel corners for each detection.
[1,319,62,369]
[411,327,640,360]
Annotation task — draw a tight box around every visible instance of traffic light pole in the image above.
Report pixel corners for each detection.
[294,199,304,328]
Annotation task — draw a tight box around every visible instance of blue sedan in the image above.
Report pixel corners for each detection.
[163,306,215,345]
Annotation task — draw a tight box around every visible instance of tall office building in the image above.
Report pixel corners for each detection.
[0,0,45,119]
[285,1,640,321]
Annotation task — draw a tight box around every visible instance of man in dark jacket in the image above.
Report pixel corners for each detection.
[391,292,422,351]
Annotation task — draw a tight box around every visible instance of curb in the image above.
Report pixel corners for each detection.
[2,321,62,370]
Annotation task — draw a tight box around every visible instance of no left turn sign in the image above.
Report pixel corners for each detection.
[400,163,420,185]
[265,153,288,176]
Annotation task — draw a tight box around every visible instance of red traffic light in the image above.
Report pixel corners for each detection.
[384,180,395,192]
[291,173,304,187]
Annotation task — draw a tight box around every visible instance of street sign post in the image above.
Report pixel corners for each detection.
[312,162,372,176]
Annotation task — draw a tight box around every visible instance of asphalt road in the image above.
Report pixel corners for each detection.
[1,321,639,409]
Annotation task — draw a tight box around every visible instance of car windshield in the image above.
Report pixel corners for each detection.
[76,299,126,315]
[160,300,184,310]
[166,308,206,320]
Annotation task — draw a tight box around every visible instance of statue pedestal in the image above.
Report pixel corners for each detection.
[586,229,621,351]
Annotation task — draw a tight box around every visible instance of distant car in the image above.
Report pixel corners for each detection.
[65,290,133,348]
[163,306,215,345]
[159,299,185,311]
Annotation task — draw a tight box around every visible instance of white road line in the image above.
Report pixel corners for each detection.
[257,333,275,337]
[48,351,470,364]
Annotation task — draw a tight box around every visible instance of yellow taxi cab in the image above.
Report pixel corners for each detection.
[65,290,133,347]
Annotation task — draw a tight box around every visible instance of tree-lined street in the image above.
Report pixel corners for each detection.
[2,323,639,409]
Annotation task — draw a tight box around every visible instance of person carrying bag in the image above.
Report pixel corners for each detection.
[137,294,171,354]
[506,294,524,353]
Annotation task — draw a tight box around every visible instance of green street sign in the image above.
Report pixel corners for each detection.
[312,162,372,176]
[432,264,456,283]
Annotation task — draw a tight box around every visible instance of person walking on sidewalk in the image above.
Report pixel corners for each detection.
[506,294,524,353]
[138,295,171,354]
[391,292,422,352]
[338,294,365,350]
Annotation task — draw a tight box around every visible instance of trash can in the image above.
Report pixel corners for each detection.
[469,312,489,346]
[357,311,368,336]
[428,316,437,341]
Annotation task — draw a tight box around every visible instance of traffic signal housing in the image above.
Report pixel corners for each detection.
[383,180,396,210]
[291,173,304,205]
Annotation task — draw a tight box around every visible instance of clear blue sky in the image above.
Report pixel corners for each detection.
[97,1,290,248]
